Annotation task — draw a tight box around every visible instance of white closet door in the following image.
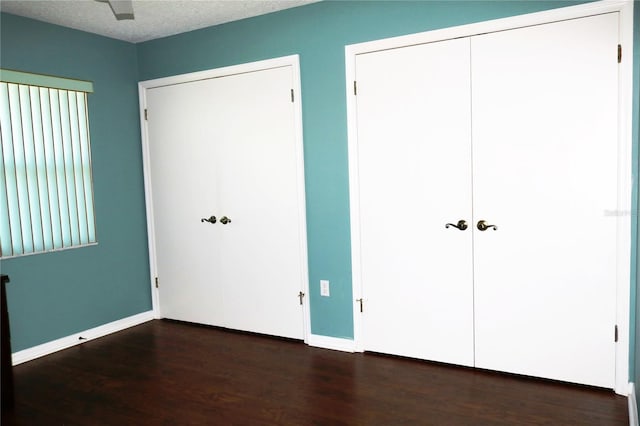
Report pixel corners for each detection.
[147,79,226,326]
[213,67,305,339]
[471,13,619,387]
[146,65,305,340]
[355,38,474,365]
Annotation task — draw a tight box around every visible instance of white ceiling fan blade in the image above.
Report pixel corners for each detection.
[99,0,134,21]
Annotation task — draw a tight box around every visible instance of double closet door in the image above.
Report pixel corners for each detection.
[144,62,307,340]
[354,13,618,388]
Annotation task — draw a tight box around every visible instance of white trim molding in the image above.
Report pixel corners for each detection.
[307,334,356,353]
[630,382,638,426]
[346,0,633,395]
[11,311,154,365]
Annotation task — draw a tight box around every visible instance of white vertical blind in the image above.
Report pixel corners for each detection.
[0,81,96,257]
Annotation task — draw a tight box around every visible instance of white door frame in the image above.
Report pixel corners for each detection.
[138,55,311,343]
[345,1,634,395]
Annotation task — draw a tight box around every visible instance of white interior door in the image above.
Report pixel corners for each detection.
[355,38,474,366]
[146,79,226,326]
[145,63,306,340]
[471,13,619,388]
[213,67,306,339]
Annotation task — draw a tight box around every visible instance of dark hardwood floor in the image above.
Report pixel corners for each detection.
[1,320,628,425]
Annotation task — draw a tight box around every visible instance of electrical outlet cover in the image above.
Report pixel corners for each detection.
[320,280,330,297]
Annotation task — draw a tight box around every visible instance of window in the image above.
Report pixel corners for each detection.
[0,69,96,258]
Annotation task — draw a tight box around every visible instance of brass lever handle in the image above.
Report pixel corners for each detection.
[477,220,498,231]
[445,220,468,231]
[220,216,232,225]
[201,215,216,224]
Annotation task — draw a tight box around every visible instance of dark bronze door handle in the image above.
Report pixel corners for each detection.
[445,220,468,231]
[201,215,216,224]
[477,220,498,231]
[220,216,232,225]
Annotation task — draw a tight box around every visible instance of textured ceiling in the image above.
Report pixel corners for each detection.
[0,0,318,43]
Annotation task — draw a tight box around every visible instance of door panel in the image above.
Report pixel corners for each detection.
[147,80,225,326]
[146,65,305,340]
[355,38,474,366]
[471,13,618,387]
[214,67,305,339]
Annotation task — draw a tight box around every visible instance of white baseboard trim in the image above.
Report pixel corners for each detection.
[307,333,356,352]
[11,310,155,366]
[630,382,639,426]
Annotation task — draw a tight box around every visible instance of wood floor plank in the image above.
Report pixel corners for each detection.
[2,320,628,425]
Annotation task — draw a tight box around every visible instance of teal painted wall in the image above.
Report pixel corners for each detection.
[635,0,640,397]
[0,13,152,351]
[138,0,610,339]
